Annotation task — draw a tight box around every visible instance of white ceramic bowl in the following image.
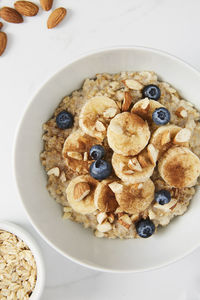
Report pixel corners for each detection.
[0,221,45,299]
[13,46,200,273]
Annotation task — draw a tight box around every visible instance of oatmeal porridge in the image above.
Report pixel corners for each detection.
[40,71,200,239]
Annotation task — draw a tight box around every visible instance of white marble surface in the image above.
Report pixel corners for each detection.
[1,0,200,299]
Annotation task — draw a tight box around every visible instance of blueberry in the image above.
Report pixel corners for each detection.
[152,107,170,125]
[136,219,155,238]
[56,110,74,129]
[155,190,171,205]
[90,145,105,160]
[90,159,112,180]
[142,84,161,101]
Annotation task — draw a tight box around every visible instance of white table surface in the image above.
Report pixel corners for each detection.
[1,0,200,299]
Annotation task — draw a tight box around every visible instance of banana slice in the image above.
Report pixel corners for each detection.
[94,179,119,212]
[115,179,155,214]
[66,175,98,214]
[79,96,120,140]
[112,149,155,184]
[150,125,189,158]
[62,129,99,174]
[131,98,164,121]
[158,146,200,188]
[107,112,150,156]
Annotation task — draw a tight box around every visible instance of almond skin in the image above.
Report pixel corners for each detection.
[14,1,39,16]
[40,0,53,11]
[0,7,23,23]
[0,32,7,56]
[47,7,67,29]
[0,22,3,30]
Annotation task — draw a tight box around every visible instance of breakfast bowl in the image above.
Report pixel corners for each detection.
[0,221,45,299]
[13,46,200,272]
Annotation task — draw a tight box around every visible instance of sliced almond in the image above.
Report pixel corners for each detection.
[67,151,82,160]
[47,167,60,177]
[128,157,142,172]
[138,154,149,168]
[161,130,171,146]
[95,120,106,132]
[147,144,158,165]
[97,221,112,233]
[118,214,132,229]
[141,98,150,110]
[73,182,90,202]
[122,91,132,111]
[153,198,177,212]
[83,152,88,161]
[60,171,66,182]
[108,182,123,194]
[115,207,124,214]
[173,128,191,144]
[108,213,115,223]
[148,209,156,220]
[103,107,118,118]
[175,107,188,118]
[123,169,134,175]
[97,212,107,224]
[123,79,143,90]
[130,214,139,222]
[137,183,143,189]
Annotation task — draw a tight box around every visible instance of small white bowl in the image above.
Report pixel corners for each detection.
[13,46,200,272]
[0,221,45,299]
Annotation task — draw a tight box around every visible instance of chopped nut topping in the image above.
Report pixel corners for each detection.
[108,182,123,194]
[122,91,132,111]
[47,167,60,177]
[97,221,112,232]
[83,152,88,161]
[95,120,106,132]
[147,144,158,165]
[67,151,82,160]
[175,106,188,118]
[173,128,191,144]
[161,130,171,145]
[103,107,118,118]
[128,157,142,172]
[123,79,143,90]
[74,182,90,202]
[97,212,107,224]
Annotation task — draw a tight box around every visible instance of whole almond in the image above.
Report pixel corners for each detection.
[0,22,3,30]
[14,1,39,16]
[0,7,23,23]
[0,32,7,56]
[40,0,53,11]
[47,7,67,29]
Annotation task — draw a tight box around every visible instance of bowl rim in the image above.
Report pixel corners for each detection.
[0,221,45,299]
[12,45,200,273]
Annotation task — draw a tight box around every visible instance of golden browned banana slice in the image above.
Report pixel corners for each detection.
[94,179,119,212]
[158,146,200,188]
[112,150,155,184]
[150,125,189,158]
[79,96,120,140]
[107,112,150,156]
[131,98,164,122]
[115,179,155,214]
[62,129,99,174]
[66,175,98,214]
